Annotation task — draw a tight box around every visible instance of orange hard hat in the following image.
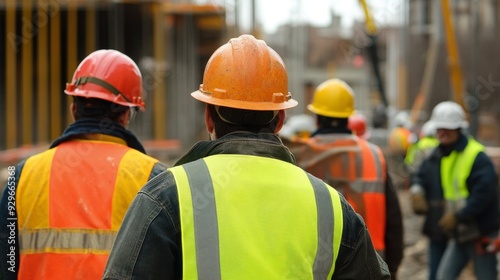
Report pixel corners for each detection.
[191,34,298,111]
[348,114,370,139]
[65,49,145,110]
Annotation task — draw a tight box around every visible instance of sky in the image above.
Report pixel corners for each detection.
[235,0,404,33]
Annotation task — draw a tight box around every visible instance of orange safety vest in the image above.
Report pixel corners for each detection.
[16,136,161,279]
[294,134,387,252]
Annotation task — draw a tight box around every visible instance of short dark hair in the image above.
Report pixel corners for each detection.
[207,104,280,137]
[316,115,348,129]
[73,97,129,122]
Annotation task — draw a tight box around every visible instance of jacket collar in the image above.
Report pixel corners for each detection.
[174,132,296,166]
[49,118,146,153]
[436,132,468,157]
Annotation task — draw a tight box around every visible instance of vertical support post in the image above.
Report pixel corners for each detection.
[6,0,17,148]
[37,0,50,144]
[153,3,167,139]
[50,1,62,140]
[67,0,78,125]
[21,0,33,145]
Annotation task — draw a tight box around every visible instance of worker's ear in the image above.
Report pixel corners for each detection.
[205,105,214,134]
[117,109,131,128]
[274,110,285,134]
[70,102,77,122]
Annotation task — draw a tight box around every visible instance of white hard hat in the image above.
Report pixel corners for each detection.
[420,121,436,137]
[279,114,316,139]
[430,101,468,130]
[394,111,410,128]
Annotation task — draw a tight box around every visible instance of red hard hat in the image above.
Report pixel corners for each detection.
[65,49,145,110]
[348,114,370,139]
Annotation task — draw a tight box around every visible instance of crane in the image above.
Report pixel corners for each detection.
[409,0,466,127]
[358,0,389,128]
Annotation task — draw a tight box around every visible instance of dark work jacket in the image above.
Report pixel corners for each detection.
[413,133,500,240]
[103,132,390,279]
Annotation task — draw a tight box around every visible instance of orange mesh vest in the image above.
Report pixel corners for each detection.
[16,138,159,279]
[294,134,387,251]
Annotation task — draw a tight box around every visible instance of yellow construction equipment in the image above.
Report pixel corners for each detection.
[409,0,466,126]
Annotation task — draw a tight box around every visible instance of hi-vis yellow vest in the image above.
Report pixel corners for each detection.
[170,154,344,280]
[441,138,484,203]
[16,137,160,279]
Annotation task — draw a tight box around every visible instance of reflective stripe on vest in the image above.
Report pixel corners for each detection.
[19,229,116,254]
[298,134,386,251]
[441,138,484,203]
[172,155,343,280]
[16,139,158,279]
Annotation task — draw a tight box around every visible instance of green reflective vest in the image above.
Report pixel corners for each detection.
[441,138,484,204]
[170,154,344,280]
[404,136,439,166]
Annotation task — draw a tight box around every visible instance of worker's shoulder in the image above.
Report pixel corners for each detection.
[139,168,178,205]
[21,147,57,166]
[121,146,157,160]
[337,193,367,237]
[357,137,385,156]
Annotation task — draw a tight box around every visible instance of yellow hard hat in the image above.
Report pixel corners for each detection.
[307,78,355,118]
[191,34,298,111]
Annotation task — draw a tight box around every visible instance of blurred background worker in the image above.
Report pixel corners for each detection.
[388,111,412,158]
[104,35,391,279]
[279,114,316,141]
[288,78,403,279]
[279,113,316,151]
[404,120,439,176]
[410,101,499,280]
[0,50,167,279]
[348,113,371,140]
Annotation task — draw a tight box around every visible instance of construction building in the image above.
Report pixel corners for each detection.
[0,0,227,163]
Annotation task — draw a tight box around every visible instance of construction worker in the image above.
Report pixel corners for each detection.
[288,78,404,279]
[279,113,316,141]
[388,111,412,156]
[410,101,499,280]
[103,35,390,279]
[348,113,371,139]
[0,50,167,279]
[404,120,439,175]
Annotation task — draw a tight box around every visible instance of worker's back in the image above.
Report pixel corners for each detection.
[0,49,168,279]
[4,137,165,279]
[290,78,403,277]
[292,133,387,253]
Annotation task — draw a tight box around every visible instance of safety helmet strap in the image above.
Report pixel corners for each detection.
[74,76,132,103]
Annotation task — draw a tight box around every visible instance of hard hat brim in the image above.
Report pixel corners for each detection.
[307,104,355,118]
[431,121,469,130]
[191,90,298,111]
[65,88,146,111]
